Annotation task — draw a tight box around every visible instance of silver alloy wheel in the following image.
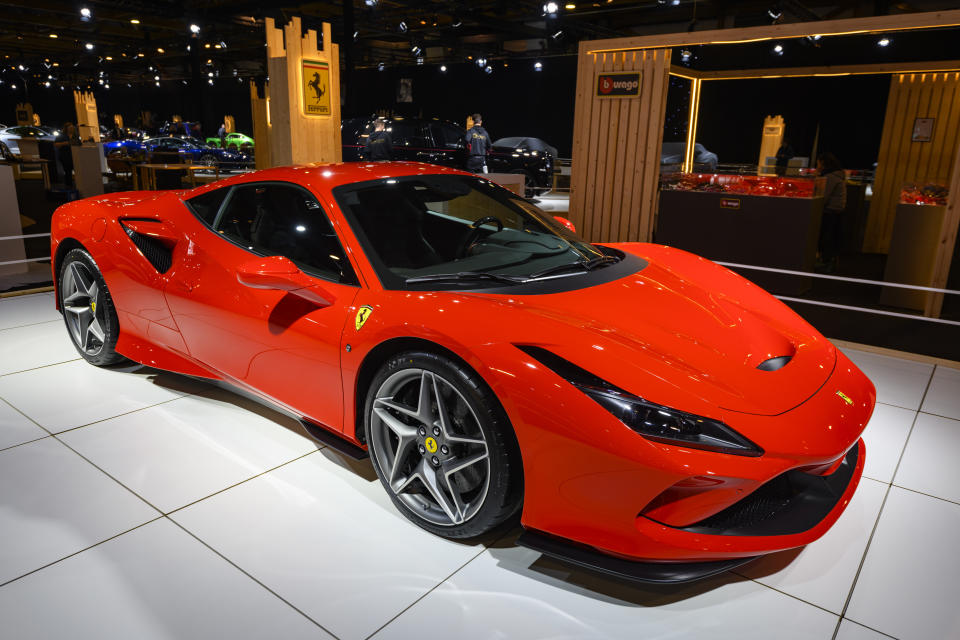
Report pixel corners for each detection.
[369,368,491,527]
[200,154,217,167]
[61,260,106,356]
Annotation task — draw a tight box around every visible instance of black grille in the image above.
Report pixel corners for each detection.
[122,224,172,273]
[680,441,860,537]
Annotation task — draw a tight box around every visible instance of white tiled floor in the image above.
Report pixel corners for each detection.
[1,293,957,639]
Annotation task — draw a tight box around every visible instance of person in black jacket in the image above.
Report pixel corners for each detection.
[364,119,393,161]
[465,113,490,173]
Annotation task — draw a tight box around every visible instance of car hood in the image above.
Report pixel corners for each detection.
[463,244,835,417]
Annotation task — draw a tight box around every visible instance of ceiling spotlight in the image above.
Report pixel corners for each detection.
[680,49,692,63]
[49,33,58,39]
[476,57,487,67]
[416,57,424,65]
[44,81,50,87]
[484,65,493,74]
[364,0,378,6]
[189,24,201,35]
[17,64,25,70]
[767,5,782,20]
[542,1,559,16]
[10,84,16,90]
[534,61,543,71]
[551,30,564,40]
[207,71,214,77]
[440,64,447,72]
[565,3,576,8]
[878,37,891,47]
[671,0,680,5]
[398,21,408,33]
[156,81,161,87]
[451,15,462,28]
[130,18,140,25]
[85,43,94,50]
[154,75,159,81]
[80,7,91,20]
[773,43,784,55]
[377,61,385,71]
[411,44,422,56]
[157,48,164,54]
[98,78,103,85]
[207,78,213,85]
[104,83,109,89]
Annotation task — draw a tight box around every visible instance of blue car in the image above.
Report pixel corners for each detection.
[104,136,251,169]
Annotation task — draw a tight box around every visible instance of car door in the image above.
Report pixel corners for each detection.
[163,181,361,430]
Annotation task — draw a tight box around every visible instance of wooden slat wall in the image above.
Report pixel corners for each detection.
[248,81,272,170]
[570,47,671,243]
[865,72,960,253]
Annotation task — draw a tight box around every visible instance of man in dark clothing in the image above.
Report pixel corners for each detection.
[465,113,490,173]
[217,122,227,148]
[54,122,78,188]
[364,120,393,161]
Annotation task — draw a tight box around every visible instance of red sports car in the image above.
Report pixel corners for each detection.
[50,162,874,583]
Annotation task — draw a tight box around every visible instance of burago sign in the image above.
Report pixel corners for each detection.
[596,72,641,98]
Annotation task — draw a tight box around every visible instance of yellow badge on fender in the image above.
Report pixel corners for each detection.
[836,390,854,405]
[424,437,438,453]
[355,305,373,331]
[90,301,97,314]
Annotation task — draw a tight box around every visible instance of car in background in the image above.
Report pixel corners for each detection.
[205,132,255,150]
[342,116,554,196]
[661,142,719,173]
[104,136,251,169]
[0,125,57,157]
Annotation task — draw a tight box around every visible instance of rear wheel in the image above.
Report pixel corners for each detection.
[366,351,522,539]
[58,248,128,366]
[199,153,217,168]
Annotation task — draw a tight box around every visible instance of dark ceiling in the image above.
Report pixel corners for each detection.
[1,0,958,92]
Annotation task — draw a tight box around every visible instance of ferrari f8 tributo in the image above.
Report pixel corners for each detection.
[50,162,875,583]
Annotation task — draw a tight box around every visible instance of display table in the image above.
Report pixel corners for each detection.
[0,163,27,276]
[9,156,51,189]
[656,189,824,294]
[880,203,947,312]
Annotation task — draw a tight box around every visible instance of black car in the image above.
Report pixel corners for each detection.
[342,116,554,195]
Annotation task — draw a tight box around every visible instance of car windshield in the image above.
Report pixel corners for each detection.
[333,174,612,290]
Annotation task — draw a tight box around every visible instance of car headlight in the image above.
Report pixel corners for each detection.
[572,382,762,456]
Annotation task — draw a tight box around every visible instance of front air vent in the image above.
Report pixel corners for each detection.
[121,223,172,273]
[756,355,792,372]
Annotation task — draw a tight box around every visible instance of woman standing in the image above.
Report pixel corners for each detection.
[54,122,79,188]
[817,152,847,272]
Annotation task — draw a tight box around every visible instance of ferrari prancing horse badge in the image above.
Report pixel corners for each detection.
[355,305,373,331]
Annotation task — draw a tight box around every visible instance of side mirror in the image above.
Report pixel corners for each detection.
[236,256,333,307]
[553,216,577,233]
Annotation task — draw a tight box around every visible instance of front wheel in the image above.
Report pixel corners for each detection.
[58,248,128,366]
[365,351,522,539]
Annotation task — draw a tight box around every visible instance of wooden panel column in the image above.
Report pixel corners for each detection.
[264,17,342,167]
[73,90,100,142]
[570,46,671,243]
[249,81,272,170]
[865,72,960,253]
[927,140,960,316]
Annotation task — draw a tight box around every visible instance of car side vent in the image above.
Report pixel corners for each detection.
[757,355,792,372]
[121,223,172,274]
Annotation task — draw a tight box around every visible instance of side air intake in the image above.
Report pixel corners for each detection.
[757,355,792,372]
[121,222,172,273]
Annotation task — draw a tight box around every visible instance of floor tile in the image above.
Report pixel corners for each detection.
[60,390,319,513]
[0,518,331,639]
[0,438,158,585]
[0,293,59,330]
[0,398,48,450]
[840,349,933,411]
[845,487,960,639]
[835,619,893,640]
[0,360,192,433]
[0,320,78,376]
[172,451,486,640]
[737,477,887,614]
[893,412,960,504]
[920,365,960,421]
[860,403,916,483]
[371,545,838,640]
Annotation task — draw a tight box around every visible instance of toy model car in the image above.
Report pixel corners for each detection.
[50,162,874,583]
[205,132,255,150]
[342,117,554,196]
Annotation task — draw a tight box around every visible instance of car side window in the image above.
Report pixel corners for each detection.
[185,187,228,226]
[214,183,358,285]
[433,123,465,150]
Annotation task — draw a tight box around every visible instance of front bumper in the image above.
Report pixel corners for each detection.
[518,438,863,583]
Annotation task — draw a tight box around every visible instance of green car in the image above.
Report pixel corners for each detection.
[205,132,255,150]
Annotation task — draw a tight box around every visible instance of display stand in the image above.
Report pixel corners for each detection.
[0,163,27,277]
[17,139,39,158]
[880,203,947,311]
[72,145,104,198]
[486,173,525,197]
[656,190,824,294]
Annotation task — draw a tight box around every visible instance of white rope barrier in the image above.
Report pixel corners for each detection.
[776,296,960,327]
[0,233,51,241]
[0,257,50,267]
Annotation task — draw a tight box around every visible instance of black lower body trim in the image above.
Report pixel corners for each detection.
[516,530,757,584]
[299,418,369,460]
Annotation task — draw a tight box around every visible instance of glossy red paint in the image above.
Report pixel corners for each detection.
[50,162,875,565]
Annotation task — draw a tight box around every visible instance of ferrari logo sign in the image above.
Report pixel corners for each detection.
[424,437,438,453]
[836,390,854,406]
[302,59,331,116]
[355,305,373,331]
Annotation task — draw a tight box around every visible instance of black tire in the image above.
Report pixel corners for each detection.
[58,248,128,367]
[0,142,12,160]
[365,351,523,539]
